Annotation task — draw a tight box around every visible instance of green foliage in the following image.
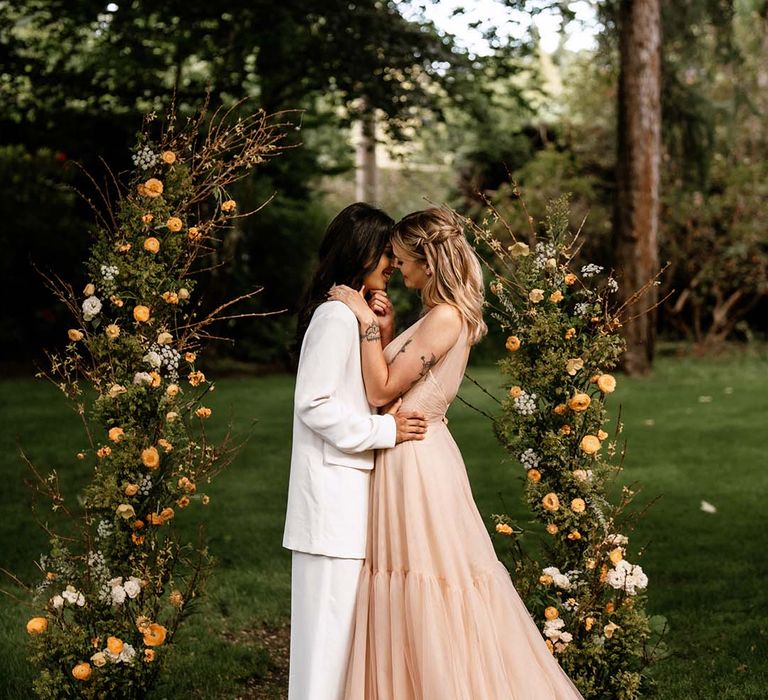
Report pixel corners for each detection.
[468,196,660,698]
[19,104,287,698]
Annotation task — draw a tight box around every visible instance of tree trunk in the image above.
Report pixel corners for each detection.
[355,98,377,203]
[614,0,662,374]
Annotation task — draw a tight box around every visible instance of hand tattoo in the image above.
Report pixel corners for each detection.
[360,321,381,342]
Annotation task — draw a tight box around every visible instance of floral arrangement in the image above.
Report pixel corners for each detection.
[17,102,288,699]
[465,195,664,699]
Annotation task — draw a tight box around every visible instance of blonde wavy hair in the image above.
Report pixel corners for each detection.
[392,207,487,344]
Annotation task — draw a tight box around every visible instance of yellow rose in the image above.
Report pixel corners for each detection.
[149,371,162,388]
[549,290,564,303]
[132,533,145,545]
[527,468,541,483]
[598,429,609,441]
[564,327,576,340]
[141,446,160,469]
[110,295,124,307]
[108,427,124,442]
[567,530,582,540]
[177,495,190,508]
[157,438,173,453]
[580,435,601,455]
[116,503,136,519]
[166,384,180,397]
[105,324,120,340]
[604,621,620,639]
[545,639,554,653]
[178,477,196,494]
[162,291,179,304]
[26,617,48,635]
[597,374,617,393]
[609,547,624,565]
[188,370,206,386]
[142,178,163,198]
[185,351,197,363]
[157,331,173,345]
[136,616,151,633]
[585,558,596,570]
[508,386,523,399]
[202,495,210,505]
[195,406,212,419]
[539,574,553,585]
[96,446,112,459]
[162,151,176,164]
[133,305,151,323]
[124,483,139,497]
[178,287,190,300]
[107,636,124,656]
[559,424,572,435]
[90,651,107,667]
[542,492,560,512]
[605,601,615,614]
[495,523,513,536]
[166,411,179,422]
[144,648,156,662]
[166,216,183,232]
[564,272,577,285]
[546,523,559,535]
[544,606,559,621]
[169,590,184,607]
[67,329,84,342]
[571,498,586,513]
[142,213,154,224]
[83,283,96,296]
[72,662,92,681]
[160,507,175,523]
[221,199,237,213]
[108,384,127,399]
[553,403,567,415]
[528,288,545,303]
[143,623,168,647]
[584,617,595,631]
[144,237,160,254]
[77,452,85,460]
[565,358,584,376]
[505,335,521,352]
[188,227,201,241]
[568,393,591,412]
[148,512,165,526]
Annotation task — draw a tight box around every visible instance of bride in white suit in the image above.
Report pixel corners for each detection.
[283,203,427,700]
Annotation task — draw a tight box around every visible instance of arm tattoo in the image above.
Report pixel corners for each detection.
[360,321,381,342]
[391,338,412,361]
[417,353,437,380]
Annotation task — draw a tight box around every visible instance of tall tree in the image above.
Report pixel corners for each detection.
[613,0,661,374]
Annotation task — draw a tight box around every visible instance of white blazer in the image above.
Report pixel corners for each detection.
[283,300,396,559]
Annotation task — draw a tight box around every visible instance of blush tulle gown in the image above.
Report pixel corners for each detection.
[344,317,584,699]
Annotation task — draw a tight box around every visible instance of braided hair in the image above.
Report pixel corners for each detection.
[392,208,487,344]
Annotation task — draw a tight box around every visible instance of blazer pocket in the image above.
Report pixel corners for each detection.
[323,442,374,470]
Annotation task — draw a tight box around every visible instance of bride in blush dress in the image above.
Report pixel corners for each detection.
[327,208,583,700]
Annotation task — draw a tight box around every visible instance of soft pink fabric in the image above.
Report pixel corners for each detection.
[344,319,583,700]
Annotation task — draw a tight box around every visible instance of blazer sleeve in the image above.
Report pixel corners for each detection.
[295,304,397,454]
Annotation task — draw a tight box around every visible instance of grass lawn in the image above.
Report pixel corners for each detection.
[1,352,766,698]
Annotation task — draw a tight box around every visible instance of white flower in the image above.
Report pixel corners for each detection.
[519,448,540,469]
[542,566,560,577]
[118,643,136,664]
[51,595,64,610]
[553,573,571,590]
[559,631,573,643]
[508,242,530,257]
[606,559,648,595]
[111,585,127,605]
[543,618,565,639]
[580,263,604,278]
[605,533,628,546]
[62,585,85,606]
[144,351,162,369]
[123,577,142,599]
[700,500,717,514]
[82,295,102,321]
[133,371,153,386]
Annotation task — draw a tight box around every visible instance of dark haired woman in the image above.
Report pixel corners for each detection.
[283,202,428,700]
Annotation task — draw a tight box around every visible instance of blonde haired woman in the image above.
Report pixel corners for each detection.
[328,208,582,699]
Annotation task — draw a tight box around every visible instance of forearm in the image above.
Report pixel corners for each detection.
[358,316,397,407]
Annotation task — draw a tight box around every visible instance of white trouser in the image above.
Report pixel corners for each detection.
[289,551,364,700]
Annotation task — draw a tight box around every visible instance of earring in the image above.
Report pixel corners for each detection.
[425,267,432,277]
